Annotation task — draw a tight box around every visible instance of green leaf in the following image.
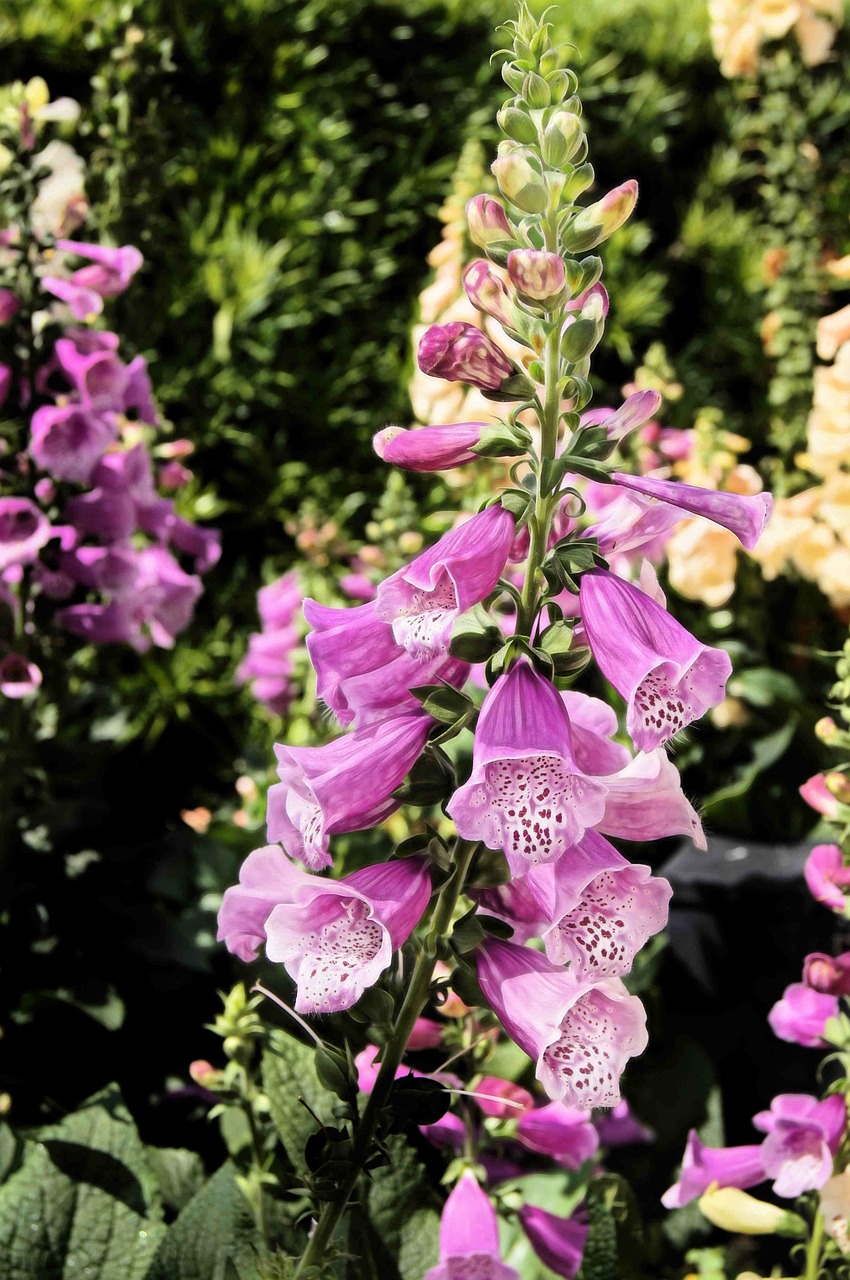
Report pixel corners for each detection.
[262,1030,336,1176]
[701,719,796,811]
[365,1134,440,1280]
[145,1161,281,1280]
[146,1147,205,1214]
[0,1085,166,1280]
[576,1182,619,1280]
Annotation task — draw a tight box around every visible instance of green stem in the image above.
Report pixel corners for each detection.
[241,1066,270,1254]
[803,1209,825,1280]
[294,837,480,1277]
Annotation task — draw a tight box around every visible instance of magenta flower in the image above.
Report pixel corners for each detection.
[40,275,104,320]
[408,1017,445,1051]
[753,1094,845,1198]
[0,653,42,699]
[803,952,850,996]
[217,844,431,1013]
[0,364,11,409]
[375,505,515,660]
[0,289,19,324]
[476,937,648,1107]
[517,1101,599,1169]
[30,404,116,483]
[238,571,303,716]
[580,569,732,751]
[54,239,143,297]
[304,597,468,728]
[374,422,487,472]
[518,1205,588,1280]
[418,322,514,392]
[463,260,514,326]
[594,748,707,850]
[609,472,772,551]
[768,982,838,1048]
[266,713,431,869]
[585,390,661,439]
[425,1172,518,1280]
[0,498,51,571]
[800,775,841,819]
[507,249,566,302]
[594,1100,654,1147]
[804,844,850,912]
[537,830,672,980]
[661,1132,766,1208]
[475,1076,534,1118]
[447,661,608,878]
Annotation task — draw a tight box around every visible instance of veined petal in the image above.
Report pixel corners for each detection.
[611,472,773,551]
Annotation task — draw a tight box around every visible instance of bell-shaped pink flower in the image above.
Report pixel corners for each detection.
[0,653,42,699]
[217,844,431,1013]
[463,260,514,326]
[661,1131,766,1208]
[595,748,707,850]
[374,422,486,472]
[580,569,732,751]
[376,505,515,660]
[474,1076,533,1118]
[800,775,841,819]
[30,404,116,483]
[609,472,772,551]
[267,713,431,869]
[537,831,671,979]
[0,498,51,571]
[507,249,566,302]
[0,289,19,324]
[803,952,850,996]
[768,982,838,1048]
[518,1205,588,1280]
[517,1101,599,1169]
[40,274,104,319]
[418,322,514,392]
[466,194,514,249]
[594,1100,654,1147]
[65,487,137,542]
[753,1093,845,1199]
[54,239,143,297]
[804,844,850,912]
[304,597,468,728]
[447,661,608,878]
[0,364,11,410]
[476,937,648,1108]
[426,1172,518,1280]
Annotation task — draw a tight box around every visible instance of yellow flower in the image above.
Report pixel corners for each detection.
[699,1187,804,1235]
[817,303,850,363]
[827,254,850,281]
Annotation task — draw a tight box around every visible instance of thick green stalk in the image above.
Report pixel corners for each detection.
[294,838,480,1277]
[802,1209,824,1280]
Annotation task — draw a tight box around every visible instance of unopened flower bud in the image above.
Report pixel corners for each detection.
[803,952,850,997]
[698,1188,805,1236]
[462,260,514,327]
[34,477,55,504]
[496,105,538,145]
[189,1059,218,1086]
[158,461,192,490]
[826,772,850,806]
[418,321,515,392]
[507,249,566,304]
[543,112,584,167]
[565,179,639,252]
[491,150,548,215]
[817,717,841,745]
[466,195,514,251]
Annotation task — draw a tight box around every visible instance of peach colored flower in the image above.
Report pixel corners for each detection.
[667,520,740,606]
[817,303,850,362]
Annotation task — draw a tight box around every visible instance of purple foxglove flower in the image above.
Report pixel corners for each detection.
[60,544,140,592]
[518,1205,588,1280]
[30,404,116,483]
[583,389,661,439]
[267,713,431,870]
[0,653,42,699]
[408,1017,445,1051]
[304,597,469,728]
[40,274,104,319]
[58,599,148,649]
[93,442,158,503]
[158,461,192,490]
[661,1131,766,1208]
[768,982,838,1048]
[476,937,648,1108]
[339,572,375,602]
[0,498,51,570]
[753,1094,845,1199]
[375,505,515,660]
[517,1101,599,1169]
[217,844,431,1012]
[65,487,137,542]
[120,355,158,424]
[258,571,302,630]
[462,260,514,327]
[609,472,772,551]
[803,952,850,996]
[54,239,143,297]
[418,322,514,392]
[374,422,486,472]
[466,194,514,249]
[475,1076,534,1118]
[238,630,298,717]
[54,337,129,412]
[0,289,19,324]
[167,516,221,572]
[580,569,732,751]
[805,844,850,912]
[561,690,632,775]
[594,747,707,850]
[447,660,608,878]
[537,830,672,980]
[426,1172,519,1280]
[0,364,11,409]
[507,249,566,302]
[594,1100,654,1147]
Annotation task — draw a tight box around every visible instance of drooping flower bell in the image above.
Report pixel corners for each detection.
[374,422,487,473]
[463,260,514,327]
[753,1093,845,1198]
[447,660,608,878]
[418,321,515,392]
[768,982,838,1048]
[803,951,850,996]
[375,504,515,660]
[609,471,773,551]
[466,194,514,251]
[518,1204,588,1280]
[0,497,52,571]
[661,1131,766,1208]
[29,403,116,483]
[507,248,566,303]
[579,569,732,751]
[217,845,432,1014]
[266,712,432,869]
[516,1100,599,1169]
[476,937,648,1108]
[804,843,850,912]
[425,1172,518,1280]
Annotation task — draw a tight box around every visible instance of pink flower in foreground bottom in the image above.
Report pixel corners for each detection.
[425,1172,518,1280]
[476,937,647,1108]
